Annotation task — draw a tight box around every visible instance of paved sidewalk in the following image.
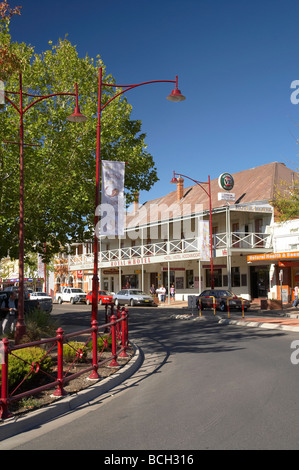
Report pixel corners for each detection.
[222,307,299,332]
[166,299,299,332]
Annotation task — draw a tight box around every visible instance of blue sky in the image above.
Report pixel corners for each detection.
[8,0,299,203]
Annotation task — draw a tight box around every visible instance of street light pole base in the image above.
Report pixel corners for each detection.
[14,320,26,344]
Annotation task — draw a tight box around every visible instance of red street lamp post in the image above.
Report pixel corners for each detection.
[3,73,87,343]
[87,67,185,327]
[170,171,215,289]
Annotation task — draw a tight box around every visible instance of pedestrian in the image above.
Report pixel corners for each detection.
[150,284,156,295]
[170,284,175,302]
[160,285,166,303]
[293,285,299,308]
[1,291,18,335]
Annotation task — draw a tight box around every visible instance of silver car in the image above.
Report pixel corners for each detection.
[113,289,154,307]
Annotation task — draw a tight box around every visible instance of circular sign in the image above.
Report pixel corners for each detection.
[218,173,234,191]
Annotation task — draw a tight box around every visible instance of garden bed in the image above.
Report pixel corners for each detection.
[6,344,134,417]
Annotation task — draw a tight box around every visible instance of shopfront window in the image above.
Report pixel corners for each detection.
[121,275,139,289]
[232,267,240,287]
[206,269,222,287]
[103,277,109,291]
[186,270,194,288]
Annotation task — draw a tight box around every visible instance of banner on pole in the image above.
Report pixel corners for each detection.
[101,160,125,236]
[198,220,210,261]
[0,81,5,105]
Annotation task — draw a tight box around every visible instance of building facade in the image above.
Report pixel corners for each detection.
[54,162,298,303]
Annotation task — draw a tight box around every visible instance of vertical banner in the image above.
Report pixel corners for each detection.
[198,220,210,260]
[0,81,5,105]
[101,160,125,236]
[37,254,45,278]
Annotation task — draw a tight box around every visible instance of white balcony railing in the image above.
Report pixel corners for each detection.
[67,231,272,268]
[214,231,272,250]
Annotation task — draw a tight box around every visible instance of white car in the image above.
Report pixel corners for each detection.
[29,292,53,313]
[30,292,52,300]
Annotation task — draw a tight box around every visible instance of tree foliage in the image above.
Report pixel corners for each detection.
[272,180,299,222]
[0,1,22,80]
[0,7,158,262]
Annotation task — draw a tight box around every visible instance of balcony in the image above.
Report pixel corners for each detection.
[214,231,272,251]
[66,231,273,270]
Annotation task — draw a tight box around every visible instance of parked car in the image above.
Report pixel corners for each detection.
[113,289,154,307]
[55,287,86,304]
[85,290,114,305]
[197,289,250,312]
[29,292,52,300]
[0,290,53,315]
[0,291,10,320]
[29,292,53,313]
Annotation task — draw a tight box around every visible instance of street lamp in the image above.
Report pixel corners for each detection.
[170,171,215,289]
[87,67,185,328]
[3,73,87,343]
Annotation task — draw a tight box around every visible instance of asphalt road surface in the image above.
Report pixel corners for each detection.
[2,303,299,450]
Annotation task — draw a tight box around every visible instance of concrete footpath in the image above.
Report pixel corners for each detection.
[167,299,299,332]
[219,311,299,332]
[1,300,299,442]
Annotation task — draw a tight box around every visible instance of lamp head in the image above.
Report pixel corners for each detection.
[170,171,178,183]
[167,88,186,102]
[67,105,87,123]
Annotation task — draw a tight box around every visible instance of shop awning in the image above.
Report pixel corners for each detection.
[247,250,299,264]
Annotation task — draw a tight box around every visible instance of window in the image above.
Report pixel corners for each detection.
[206,269,222,287]
[241,274,247,286]
[186,270,194,288]
[232,267,240,287]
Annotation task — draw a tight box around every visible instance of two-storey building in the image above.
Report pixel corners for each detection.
[54,161,297,302]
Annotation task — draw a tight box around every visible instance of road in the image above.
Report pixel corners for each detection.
[2,303,299,450]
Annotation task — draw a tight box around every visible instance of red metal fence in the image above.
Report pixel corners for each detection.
[0,305,129,420]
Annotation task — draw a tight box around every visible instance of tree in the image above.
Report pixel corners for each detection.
[0,1,22,80]
[272,180,299,221]
[0,7,158,262]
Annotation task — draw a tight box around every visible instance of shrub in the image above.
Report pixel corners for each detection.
[87,334,112,352]
[0,346,53,392]
[63,341,87,363]
[21,309,58,343]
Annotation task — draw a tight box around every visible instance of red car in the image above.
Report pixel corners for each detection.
[85,290,113,305]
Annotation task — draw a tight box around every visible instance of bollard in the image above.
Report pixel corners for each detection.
[212,296,216,316]
[116,305,121,338]
[227,298,230,318]
[109,315,120,368]
[89,319,100,379]
[125,308,129,348]
[119,309,128,357]
[198,298,201,317]
[0,338,12,419]
[241,298,245,318]
[53,327,67,396]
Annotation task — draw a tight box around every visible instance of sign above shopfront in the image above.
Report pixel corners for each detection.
[108,250,210,269]
[218,192,235,201]
[247,251,299,263]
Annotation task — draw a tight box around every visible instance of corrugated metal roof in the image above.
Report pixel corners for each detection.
[125,162,297,227]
